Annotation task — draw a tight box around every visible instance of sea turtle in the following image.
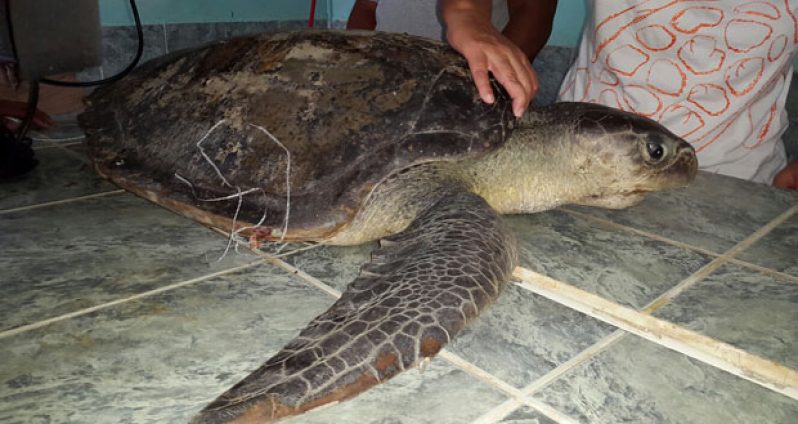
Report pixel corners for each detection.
[79,30,697,423]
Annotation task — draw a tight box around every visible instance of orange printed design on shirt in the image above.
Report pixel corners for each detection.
[671,6,724,33]
[605,44,650,76]
[635,24,677,51]
[687,83,731,116]
[622,85,663,117]
[725,57,766,96]
[734,1,782,20]
[561,0,796,167]
[785,0,798,42]
[592,0,682,63]
[660,103,705,139]
[725,19,773,53]
[678,35,727,75]
[646,58,687,96]
[768,34,789,60]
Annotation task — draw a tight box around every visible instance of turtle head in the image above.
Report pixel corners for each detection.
[565,103,697,209]
[469,103,697,214]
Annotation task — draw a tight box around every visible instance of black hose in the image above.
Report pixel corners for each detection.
[14,78,37,142]
[1,0,142,177]
[41,0,144,87]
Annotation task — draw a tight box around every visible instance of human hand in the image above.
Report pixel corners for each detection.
[444,9,538,117]
[0,100,55,130]
[772,160,798,190]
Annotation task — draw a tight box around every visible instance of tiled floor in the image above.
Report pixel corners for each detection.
[1,130,797,423]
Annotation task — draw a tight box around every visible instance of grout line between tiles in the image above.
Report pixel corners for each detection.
[476,331,627,423]
[0,189,126,215]
[162,23,169,53]
[206,227,343,298]
[198,204,797,422]
[0,260,267,340]
[53,144,92,166]
[439,350,525,399]
[441,351,579,424]
[31,137,83,151]
[490,204,798,410]
[473,204,798,421]
[524,330,626,395]
[645,203,797,312]
[641,254,727,313]
[218,233,582,424]
[262,254,343,298]
[562,204,798,290]
[514,267,798,400]
[722,204,797,257]
[725,257,798,285]
[471,398,523,424]
[560,207,722,257]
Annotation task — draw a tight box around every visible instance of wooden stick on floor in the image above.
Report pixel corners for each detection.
[512,267,798,401]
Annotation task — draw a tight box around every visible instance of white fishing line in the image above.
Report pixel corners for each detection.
[174,119,295,259]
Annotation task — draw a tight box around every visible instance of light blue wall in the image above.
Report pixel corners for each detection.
[100,0,330,26]
[100,1,796,68]
[547,1,586,47]
[331,0,355,22]
[103,1,585,46]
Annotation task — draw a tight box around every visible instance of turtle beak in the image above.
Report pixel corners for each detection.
[660,139,697,188]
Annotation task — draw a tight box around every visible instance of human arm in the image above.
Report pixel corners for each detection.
[347,0,378,30]
[503,0,557,62]
[0,100,54,129]
[773,160,798,190]
[441,0,557,117]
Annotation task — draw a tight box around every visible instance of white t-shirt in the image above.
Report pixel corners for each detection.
[371,0,509,41]
[559,0,797,184]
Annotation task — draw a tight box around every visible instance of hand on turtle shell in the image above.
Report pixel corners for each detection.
[773,160,798,190]
[443,2,538,117]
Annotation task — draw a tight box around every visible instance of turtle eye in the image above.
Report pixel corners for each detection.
[646,141,665,162]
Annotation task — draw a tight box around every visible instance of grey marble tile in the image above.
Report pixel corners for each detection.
[281,359,507,424]
[449,284,614,388]
[533,335,798,424]
[283,210,702,389]
[280,20,313,31]
[282,242,376,293]
[101,24,166,76]
[287,209,709,311]
[0,145,114,210]
[163,21,285,55]
[737,213,798,277]
[499,406,558,424]
[569,171,798,254]
[76,66,102,84]
[164,22,264,53]
[0,265,336,424]
[164,22,221,53]
[219,21,281,39]
[0,193,258,331]
[506,210,711,309]
[654,263,798,370]
[330,20,348,30]
[29,112,86,145]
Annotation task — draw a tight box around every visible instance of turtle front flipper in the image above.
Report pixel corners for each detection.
[191,190,517,423]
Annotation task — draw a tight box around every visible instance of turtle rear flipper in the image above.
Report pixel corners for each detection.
[192,190,517,423]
